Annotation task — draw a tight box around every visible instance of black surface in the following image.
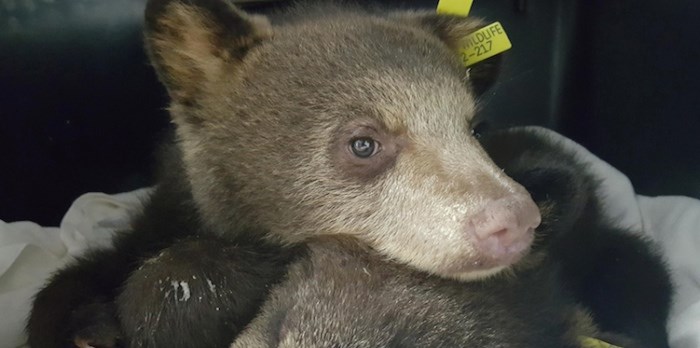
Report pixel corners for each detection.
[560,0,700,198]
[1,0,168,225]
[1,0,699,225]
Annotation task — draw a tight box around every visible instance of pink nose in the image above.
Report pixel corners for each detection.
[467,195,541,265]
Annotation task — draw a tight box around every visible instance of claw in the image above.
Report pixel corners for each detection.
[74,337,97,348]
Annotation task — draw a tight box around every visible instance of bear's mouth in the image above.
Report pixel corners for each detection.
[440,229,534,281]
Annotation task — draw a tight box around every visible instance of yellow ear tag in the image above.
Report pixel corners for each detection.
[435,1,512,67]
[436,0,474,17]
[458,21,512,67]
[579,336,624,348]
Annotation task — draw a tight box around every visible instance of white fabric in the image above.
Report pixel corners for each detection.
[1,189,151,348]
[1,129,698,348]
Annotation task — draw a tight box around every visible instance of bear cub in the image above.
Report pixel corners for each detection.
[27,1,671,347]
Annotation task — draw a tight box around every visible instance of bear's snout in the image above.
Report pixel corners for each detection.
[466,195,541,266]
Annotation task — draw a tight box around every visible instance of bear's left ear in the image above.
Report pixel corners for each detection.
[390,11,502,96]
[144,0,273,104]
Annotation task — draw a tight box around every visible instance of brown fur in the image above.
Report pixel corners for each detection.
[145,0,537,280]
[230,237,596,348]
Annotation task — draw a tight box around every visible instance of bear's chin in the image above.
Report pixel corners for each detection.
[446,266,509,281]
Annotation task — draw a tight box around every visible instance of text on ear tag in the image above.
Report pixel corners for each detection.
[436,0,474,17]
[459,21,512,67]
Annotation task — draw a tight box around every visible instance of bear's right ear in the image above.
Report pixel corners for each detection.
[390,11,502,96]
[144,0,272,104]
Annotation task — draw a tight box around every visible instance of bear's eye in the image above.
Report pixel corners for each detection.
[350,137,377,158]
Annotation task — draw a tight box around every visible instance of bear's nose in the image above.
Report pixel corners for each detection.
[466,195,541,265]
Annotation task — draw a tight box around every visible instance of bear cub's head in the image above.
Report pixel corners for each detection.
[144,0,541,280]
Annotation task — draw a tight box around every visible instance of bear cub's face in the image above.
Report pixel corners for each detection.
[144,0,541,280]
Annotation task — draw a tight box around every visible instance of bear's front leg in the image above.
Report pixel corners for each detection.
[27,248,130,348]
[117,236,297,348]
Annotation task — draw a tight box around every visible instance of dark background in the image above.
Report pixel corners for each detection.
[2,0,699,226]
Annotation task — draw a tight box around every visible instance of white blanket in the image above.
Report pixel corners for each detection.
[1,128,698,348]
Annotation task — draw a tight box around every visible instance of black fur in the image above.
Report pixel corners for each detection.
[26,137,300,348]
[480,127,673,347]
